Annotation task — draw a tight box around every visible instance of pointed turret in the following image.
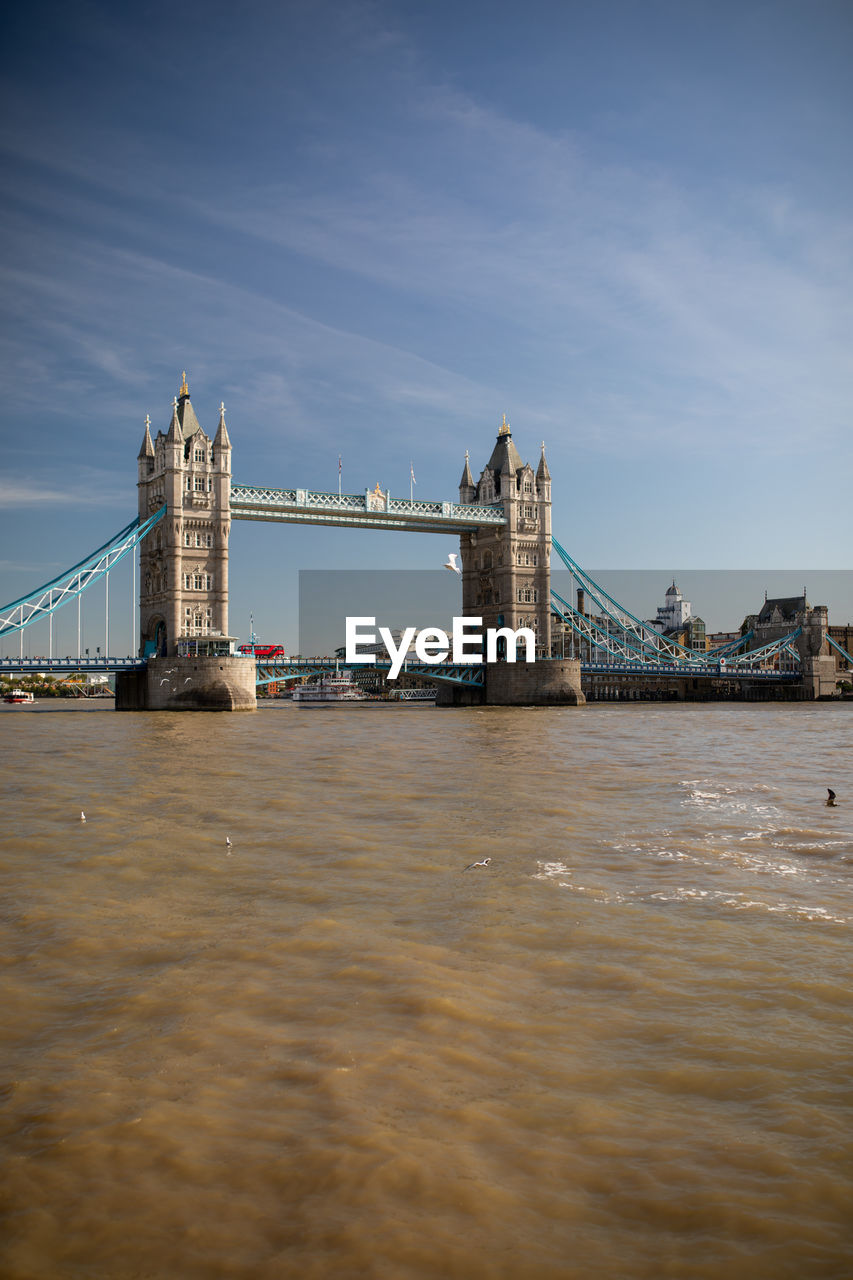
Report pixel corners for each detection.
[138,414,155,460]
[459,449,475,502]
[536,441,550,482]
[176,371,202,441]
[166,395,182,443]
[486,415,524,478]
[214,401,231,451]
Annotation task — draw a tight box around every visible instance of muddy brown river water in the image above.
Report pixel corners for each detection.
[1,700,851,1278]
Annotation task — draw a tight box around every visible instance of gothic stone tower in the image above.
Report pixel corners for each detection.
[136,374,232,657]
[458,418,552,658]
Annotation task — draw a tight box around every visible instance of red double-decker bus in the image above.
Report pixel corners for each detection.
[238,643,286,659]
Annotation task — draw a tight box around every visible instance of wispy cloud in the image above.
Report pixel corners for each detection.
[0,481,99,508]
[190,82,852,454]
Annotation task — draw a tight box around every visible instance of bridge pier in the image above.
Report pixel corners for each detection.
[436,658,585,707]
[116,654,257,711]
[486,658,584,705]
[800,655,838,700]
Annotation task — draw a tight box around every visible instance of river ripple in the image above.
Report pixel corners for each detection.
[1,701,851,1279]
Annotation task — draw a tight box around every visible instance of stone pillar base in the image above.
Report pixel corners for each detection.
[116,656,257,711]
[801,655,839,700]
[435,660,586,706]
[485,659,586,706]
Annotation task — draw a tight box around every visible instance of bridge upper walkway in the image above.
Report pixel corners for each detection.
[230,485,506,533]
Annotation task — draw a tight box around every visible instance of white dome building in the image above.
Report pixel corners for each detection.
[655,581,692,632]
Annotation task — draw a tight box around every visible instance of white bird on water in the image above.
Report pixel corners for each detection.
[80,811,86,822]
[444,552,462,575]
[463,857,490,871]
[225,836,233,853]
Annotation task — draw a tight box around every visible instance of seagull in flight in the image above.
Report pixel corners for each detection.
[463,857,491,871]
[444,553,462,575]
[827,788,837,807]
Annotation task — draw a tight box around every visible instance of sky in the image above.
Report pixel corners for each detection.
[1,0,851,654]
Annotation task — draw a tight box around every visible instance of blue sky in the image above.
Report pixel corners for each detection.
[1,0,851,653]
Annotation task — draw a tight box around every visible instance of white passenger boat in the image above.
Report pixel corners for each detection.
[3,690,35,704]
[293,670,369,703]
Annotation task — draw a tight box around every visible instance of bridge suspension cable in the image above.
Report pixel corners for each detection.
[550,537,802,674]
[550,537,713,665]
[0,506,166,638]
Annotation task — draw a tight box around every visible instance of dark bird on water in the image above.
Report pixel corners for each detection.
[826,789,837,807]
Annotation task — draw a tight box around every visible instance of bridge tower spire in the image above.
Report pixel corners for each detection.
[136,373,232,656]
[458,417,552,657]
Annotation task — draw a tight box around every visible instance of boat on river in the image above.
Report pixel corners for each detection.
[293,670,369,703]
[3,690,35,704]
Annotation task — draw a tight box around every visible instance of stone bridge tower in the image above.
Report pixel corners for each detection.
[458,417,552,657]
[748,593,837,699]
[136,374,232,657]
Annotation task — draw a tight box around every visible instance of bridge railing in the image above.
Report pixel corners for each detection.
[0,656,145,673]
[254,655,484,687]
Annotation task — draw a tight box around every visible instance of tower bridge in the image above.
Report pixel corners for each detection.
[1,373,847,707]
